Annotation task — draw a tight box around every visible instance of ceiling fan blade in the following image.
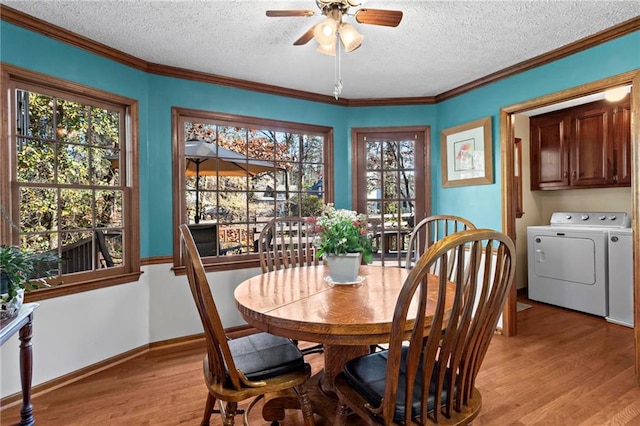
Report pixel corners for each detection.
[293,26,315,46]
[354,9,403,27]
[266,10,315,18]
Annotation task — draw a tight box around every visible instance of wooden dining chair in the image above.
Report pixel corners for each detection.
[405,215,476,273]
[257,216,319,272]
[257,217,324,356]
[180,224,315,426]
[334,229,516,425]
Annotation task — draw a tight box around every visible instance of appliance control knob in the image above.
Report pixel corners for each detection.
[608,215,617,220]
[581,214,589,221]
[599,215,606,220]
[565,214,572,220]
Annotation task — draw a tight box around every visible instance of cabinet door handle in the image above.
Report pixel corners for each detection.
[563,171,568,178]
[571,171,576,179]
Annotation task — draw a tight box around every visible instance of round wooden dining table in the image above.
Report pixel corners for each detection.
[234,264,449,422]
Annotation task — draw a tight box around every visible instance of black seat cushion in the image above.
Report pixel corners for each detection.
[342,346,451,422]
[228,332,306,382]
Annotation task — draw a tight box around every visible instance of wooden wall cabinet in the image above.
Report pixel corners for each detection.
[530,99,631,191]
[614,102,631,185]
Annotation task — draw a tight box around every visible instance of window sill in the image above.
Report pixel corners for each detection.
[24,271,144,302]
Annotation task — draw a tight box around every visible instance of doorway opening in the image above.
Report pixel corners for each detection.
[500,70,639,383]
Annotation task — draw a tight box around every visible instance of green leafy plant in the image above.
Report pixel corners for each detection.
[308,203,374,264]
[0,245,59,300]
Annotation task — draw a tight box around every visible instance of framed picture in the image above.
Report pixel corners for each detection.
[440,116,493,187]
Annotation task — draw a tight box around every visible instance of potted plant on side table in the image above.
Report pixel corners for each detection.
[309,203,374,284]
[0,245,59,321]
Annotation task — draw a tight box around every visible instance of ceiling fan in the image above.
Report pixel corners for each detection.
[266,0,403,55]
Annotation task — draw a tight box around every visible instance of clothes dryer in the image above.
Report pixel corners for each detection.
[527,211,630,317]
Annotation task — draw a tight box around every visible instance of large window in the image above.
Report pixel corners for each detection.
[172,108,333,270]
[1,66,140,299]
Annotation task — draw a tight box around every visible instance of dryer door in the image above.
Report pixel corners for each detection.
[531,234,596,285]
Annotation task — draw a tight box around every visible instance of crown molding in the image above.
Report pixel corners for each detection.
[435,16,640,102]
[1,5,638,107]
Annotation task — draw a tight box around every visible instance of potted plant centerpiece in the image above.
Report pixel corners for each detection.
[310,204,374,283]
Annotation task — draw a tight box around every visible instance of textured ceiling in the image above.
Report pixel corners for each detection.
[2,0,639,100]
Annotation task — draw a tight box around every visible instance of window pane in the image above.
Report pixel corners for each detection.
[93,148,120,185]
[92,229,123,268]
[90,106,120,148]
[20,187,58,232]
[60,189,94,230]
[21,232,59,259]
[303,135,324,163]
[366,171,381,199]
[96,189,123,227]
[60,231,94,273]
[366,141,381,170]
[399,170,415,201]
[17,138,55,183]
[56,100,88,144]
[383,141,400,170]
[220,126,248,156]
[21,92,55,139]
[399,140,415,169]
[383,172,399,198]
[185,122,216,141]
[59,143,90,185]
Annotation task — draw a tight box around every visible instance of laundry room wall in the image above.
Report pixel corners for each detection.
[537,188,633,220]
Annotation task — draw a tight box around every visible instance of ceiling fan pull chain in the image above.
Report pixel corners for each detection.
[334,33,343,100]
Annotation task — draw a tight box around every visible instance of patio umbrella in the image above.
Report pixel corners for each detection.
[185,139,282,223]
[185,139,277,177]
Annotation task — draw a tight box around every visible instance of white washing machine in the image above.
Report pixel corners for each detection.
[527,211,631,317]
[607,228,634,327]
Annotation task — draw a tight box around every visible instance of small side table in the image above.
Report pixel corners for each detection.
[0,303,39,426]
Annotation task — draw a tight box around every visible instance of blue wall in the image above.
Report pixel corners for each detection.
[434,31,639,230]
[2,22,638,256]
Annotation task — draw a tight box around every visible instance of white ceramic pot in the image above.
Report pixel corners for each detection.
[326,253,362,283]
[1,288,25,321]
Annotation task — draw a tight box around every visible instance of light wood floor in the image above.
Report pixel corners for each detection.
[2,298,639,425]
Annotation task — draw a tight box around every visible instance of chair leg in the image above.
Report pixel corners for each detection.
[335,403,349,426]
[222,401,238,426]
[295,383,316,426]
[201,393,216,426]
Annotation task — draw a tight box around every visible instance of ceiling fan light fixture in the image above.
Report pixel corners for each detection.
[316,40,336,56]
[339,23,363,52]
[313,17,337,45]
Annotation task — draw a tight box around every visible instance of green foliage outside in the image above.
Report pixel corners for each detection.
[14,90,123,268]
